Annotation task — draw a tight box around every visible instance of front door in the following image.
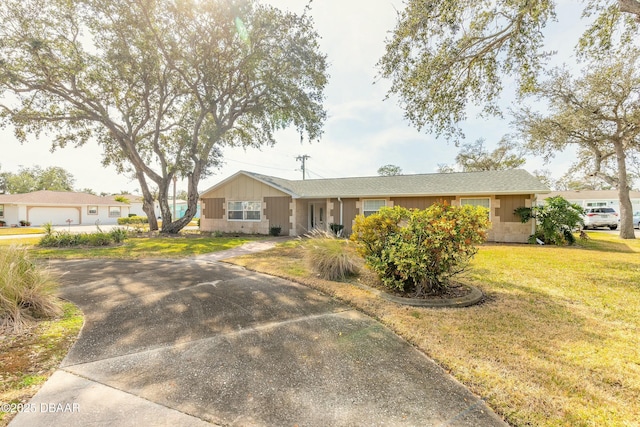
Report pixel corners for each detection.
[308,203,325,230]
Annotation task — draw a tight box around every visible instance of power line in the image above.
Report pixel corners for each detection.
[305,168,326,179]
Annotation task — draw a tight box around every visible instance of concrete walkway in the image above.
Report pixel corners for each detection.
[9,242,507,427]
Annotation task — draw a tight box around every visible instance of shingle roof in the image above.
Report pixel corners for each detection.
[0,190,129,205]
[211,169,549,199]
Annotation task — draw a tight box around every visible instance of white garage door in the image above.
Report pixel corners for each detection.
[29,208,80,226]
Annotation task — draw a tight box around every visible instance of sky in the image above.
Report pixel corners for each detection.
[0,0,586,195]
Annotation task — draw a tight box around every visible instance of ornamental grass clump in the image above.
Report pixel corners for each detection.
[351,204,490,296]
[0,246,62,333]
[304,230,360,281]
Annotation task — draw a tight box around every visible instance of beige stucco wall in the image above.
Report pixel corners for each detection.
[200,174,291,235]
[451,195,533,243]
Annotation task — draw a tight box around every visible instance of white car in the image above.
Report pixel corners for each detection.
[633,211,640,229]
[582,207,618,230]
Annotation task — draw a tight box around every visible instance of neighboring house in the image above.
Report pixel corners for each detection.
[544,190,640,215]
[109,194,146,217]
[109,194,201,220]
[0,190,130,226]
[199,170,549,243]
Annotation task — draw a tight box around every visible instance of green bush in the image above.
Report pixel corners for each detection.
[87,232,112,246]
[109,228,128,243]
[351,204,490,296]
[304,230,359,280]
[38,229,127,247]
[117,215,148,225]
[329,223,344,235]
[0,246,62,333]
[515,196,584,246]
[269,225,282,236]
[39,231,84,247]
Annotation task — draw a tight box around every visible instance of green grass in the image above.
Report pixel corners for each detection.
[227,232,640,427]
[0,237,41,247]
[29,236,256,259]
[0,228,45,236]
[0,302,83,427]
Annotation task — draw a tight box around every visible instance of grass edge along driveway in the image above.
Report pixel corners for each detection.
[27,236,257,259]
[226,233,640,427]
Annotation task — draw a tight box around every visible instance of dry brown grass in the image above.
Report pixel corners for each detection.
[0,246,62,333]
[226,233,640,427]
[302,231,361,280]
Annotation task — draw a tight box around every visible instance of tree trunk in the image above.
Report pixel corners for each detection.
[619,0,640,20]
[136,171,159,231]
[614,140,636,239]
[158,171,200,234]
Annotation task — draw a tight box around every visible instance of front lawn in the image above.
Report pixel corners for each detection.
[29,235,257,259]
[226,232,640,427]
[0,228,45,236]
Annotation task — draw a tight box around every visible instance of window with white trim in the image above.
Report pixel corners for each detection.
[363,199,386,217]
[460,198,491,218]
[88,205,98,215]
[0,204,4,218]
[109,206,121,217]
[228,201,262,221]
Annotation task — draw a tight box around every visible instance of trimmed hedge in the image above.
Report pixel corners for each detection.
[38,228,128,247]
[117,216,149,225]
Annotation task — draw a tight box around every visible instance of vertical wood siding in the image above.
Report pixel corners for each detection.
[496,195,528,223]
[202,198,225,219]
[337,198,358,235]
[264,196,292,234]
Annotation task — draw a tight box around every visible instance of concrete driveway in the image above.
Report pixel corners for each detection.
[10,253,507,427]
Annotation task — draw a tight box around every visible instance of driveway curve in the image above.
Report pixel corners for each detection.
[10,252,507,427]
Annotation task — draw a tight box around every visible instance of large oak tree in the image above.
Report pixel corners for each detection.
[378,0,639,140]
[0,0,328,233]
[514,53,640,239]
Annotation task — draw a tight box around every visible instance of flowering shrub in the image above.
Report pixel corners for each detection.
[350,203,490,296]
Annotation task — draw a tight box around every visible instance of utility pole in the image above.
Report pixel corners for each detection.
[295,155,310,180]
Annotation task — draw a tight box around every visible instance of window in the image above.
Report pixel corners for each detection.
[88,206,98,215]
[109,206,121,217]
[363,199,386,216]
[0,204,4,218]
[460,198,491,218]
[227,201,262,221]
